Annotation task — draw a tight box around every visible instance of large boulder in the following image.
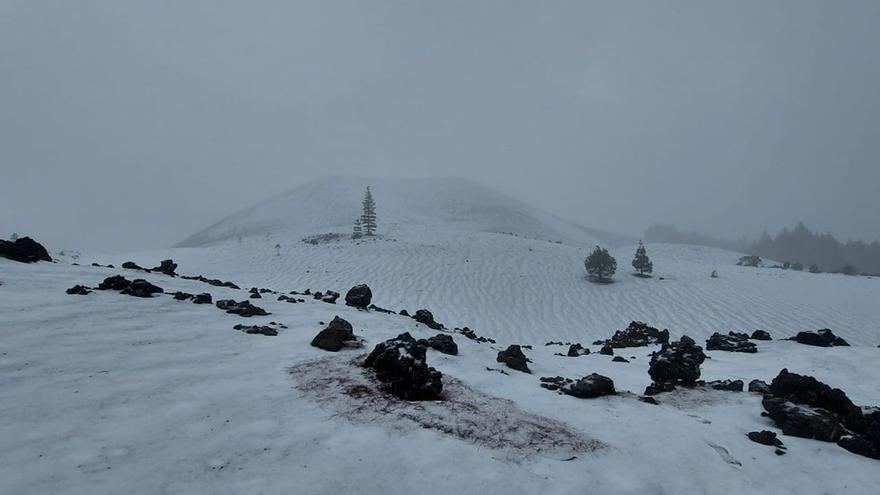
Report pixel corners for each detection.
[215,299,270,317]
[593,321,669,348]
[540,374,616,399]
[363,332,443,400]
[705,332,758,353]
[344,284,373,308]
[422,334,458,355]
[0,237,52,263]
[790,329,849,347]
[496,345,531,373]
[648,335,706,386]
[310,316,357,352]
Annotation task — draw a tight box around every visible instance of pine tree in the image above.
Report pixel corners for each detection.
[360,186,377,236]
[352,218,363,239]
[631,240,653,277]
[585,246,617,283]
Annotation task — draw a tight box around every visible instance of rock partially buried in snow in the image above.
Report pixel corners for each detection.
[215,299,270,317]
[344,284,372,308]
[0,236,52,263]
[706,379,744,392]
[496,345,531,373]
[747,430,784,448]
[310,316,359,352]
[751,330,772,340]
[789,329,850,347]
[593,321,669,349]
[151,259,178,277]
[413,309,444,330]
[121,279,164,298]
[567,343,589,357]
[66,285,92,295]
[234,324,278,336]
[421,334,458,355]
[540,374,616,399]
[705,332,758,353]
[363,332,443,400]
[97,275,132,291]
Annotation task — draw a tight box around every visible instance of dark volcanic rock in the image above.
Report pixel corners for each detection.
[496,345,531,373]
[422,334,458,355]
[707,379,744,392]
[121,279,164,298]
[322,291,340,304]
[215,299,270,317]
[0,237,52,263]
[122,261,145,271]
[751,330,772,340]
[97,275,132,291]
[66,285,92,295]
[234,324,278,336]
[540,374,616,399]
[180,275,241,290]
[363,332,443,400]
[192,293,212,304]
[399,309,410,317]
[706,332,758,353]
[748,379,771,395]
[790,329,850,347]
[344,284,373,308]
[456,327,496,344]
[761,368,879,459]
[249,292,262,299]
[567,343,589,357]
[173,291,194,301]
[747,430,784,447]
[368,304,394,314]
[599,344,614,355]
[612,356,630,363]
[648,335,706,386]
[413,309,443,330]
[151,259,177,276]
[595,321,670,348]
[310,316,357,352]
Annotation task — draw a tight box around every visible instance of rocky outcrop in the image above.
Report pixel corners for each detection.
[413,309,443,330]
[567,343,590,357]
[645,335,706,394]
[310,316,359,352]
[705,332,758,353]
[363,332,443,400]
[234,324,278,336]
[789,329,850,347]
[540,374,616,399]
[496,345,531,373]
[344,284,372,308]
[121,279,164,298]
[0,237,52,263]
[422,334,458,355]
[593,321,669,348]
[215,299,270,317]
[750,330,772,340]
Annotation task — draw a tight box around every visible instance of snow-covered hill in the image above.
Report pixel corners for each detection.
[176,177,632,248]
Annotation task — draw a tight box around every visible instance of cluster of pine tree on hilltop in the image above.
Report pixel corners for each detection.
[352,187,377,239]
[584,241,654,284]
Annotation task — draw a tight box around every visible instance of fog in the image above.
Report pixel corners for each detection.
[2,0,879,252]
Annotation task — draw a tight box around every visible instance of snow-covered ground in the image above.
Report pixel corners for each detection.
[3,178,879,493]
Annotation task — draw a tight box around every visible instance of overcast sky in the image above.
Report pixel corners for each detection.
[2,0,878,252]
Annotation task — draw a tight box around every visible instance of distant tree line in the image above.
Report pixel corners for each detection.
[645,222,880,275]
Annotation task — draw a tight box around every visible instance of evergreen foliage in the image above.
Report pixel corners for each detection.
[360,187,377,236]
[585,246,617,283]
[631,241,653,276]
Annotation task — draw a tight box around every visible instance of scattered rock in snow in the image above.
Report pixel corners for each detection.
[413,309,444,330]
[192,293,212,304]
[344,284,372,308]
[398,309,410,317]
[0,236,52,263]
[593,321,669,348]
[180,275,241,290]
[496,345,531,373]
[705,332,758,353]
[233,324,278,336]
[646,335,706,394]
[310,316,360,352]
[567,343,589,357]
[599,344,614,355]
[363,332,443,400]
[789,329,850,347]
[748,379,771,395]
[705,379,744,392]
[612,356,629,363]
[322,291,340,304]
[751,330,772,340]
[173,291,193,301]
[66,285,92,295]
[639,396,659,405]
[121,279,164,298]
[151,259,177,277]
[421,334,458,355]
[540,374,616,399]
[456,326,495,344]
[97,275,132,291]
[215,299,270,317]
[368,304,394,314]
[747,430,784,448]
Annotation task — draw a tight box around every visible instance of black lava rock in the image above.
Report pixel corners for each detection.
[599,344,614,355]
[97,275,132,291]
[151,259,177,277]
[747,430,784,447]
[706,379,744,392]
[496,345,531,373]
[751,330,772,340]
[790,329,850,347]
[540,374,616,399]
[66,285,92,295]
[648,335,706,386]
[364,332,443,400]
[192,293,212,304]
[422,334,458,355]
[748,379,771,395]
[344,284,373,308]
[595,321,670,349]
[215,299,270,317]
[706,332,758,353]
[0,237,52,263]
[612,356,630,363]
[121,279,164,298]
[234,324,278,336]
[173,291,194,301]
[310,316,357,352]
[413,309,443,330]
[567,343,589,357]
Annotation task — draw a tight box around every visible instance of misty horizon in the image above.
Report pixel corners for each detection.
[3,1,879,252]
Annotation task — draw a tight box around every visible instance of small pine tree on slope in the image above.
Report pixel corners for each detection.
[631,240,653,277]
[352,219,363,239]
[585,246,617,283]
[360,187,377,236]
